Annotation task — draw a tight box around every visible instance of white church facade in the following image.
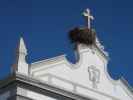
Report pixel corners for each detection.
[0,9,133,100]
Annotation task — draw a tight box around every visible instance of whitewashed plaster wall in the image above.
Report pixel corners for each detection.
[30,45,133,100]
[17,87,57,100]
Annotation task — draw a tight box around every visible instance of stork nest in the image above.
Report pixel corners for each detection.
[69,27,96,45]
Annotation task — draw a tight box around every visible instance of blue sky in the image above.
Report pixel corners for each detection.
[0,0,133,87]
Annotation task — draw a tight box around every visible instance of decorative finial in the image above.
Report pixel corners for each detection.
[83,8,94,29]
[68,8,96,46]
[12,37,29,75]
[19,37,27,54]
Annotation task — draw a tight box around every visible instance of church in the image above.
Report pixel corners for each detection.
[0,9,133,100]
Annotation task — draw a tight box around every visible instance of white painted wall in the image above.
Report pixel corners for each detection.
[17,87,57,100]
[30,44,133,100]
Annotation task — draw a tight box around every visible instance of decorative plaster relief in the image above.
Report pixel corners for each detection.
[88,66,100,89]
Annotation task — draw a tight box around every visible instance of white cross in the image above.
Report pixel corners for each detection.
[83,8,94,29]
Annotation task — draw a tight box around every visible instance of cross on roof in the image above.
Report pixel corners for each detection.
[83,8,94,29]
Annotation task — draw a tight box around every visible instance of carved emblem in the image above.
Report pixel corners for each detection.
[88,66,100,89]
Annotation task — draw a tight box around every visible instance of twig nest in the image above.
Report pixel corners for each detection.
[69,27,96,45]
